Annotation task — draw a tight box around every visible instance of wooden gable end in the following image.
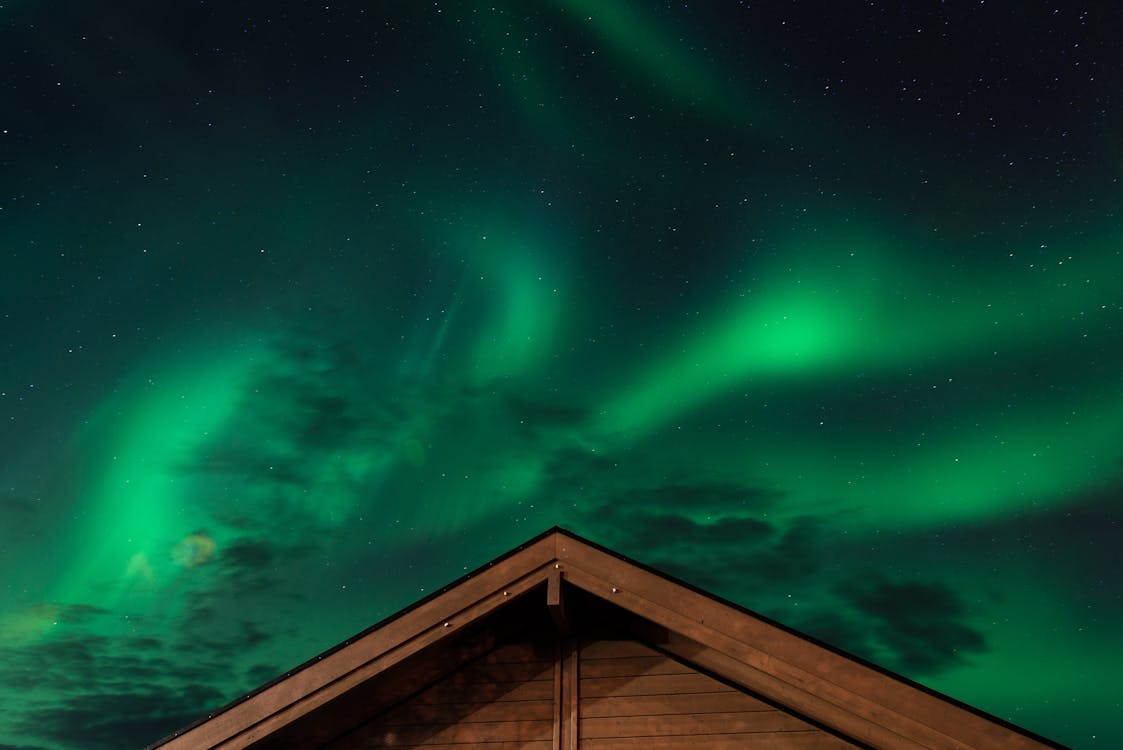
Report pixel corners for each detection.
[245,609,859,749]
[150,529,1065,750]
[578,637,858,750]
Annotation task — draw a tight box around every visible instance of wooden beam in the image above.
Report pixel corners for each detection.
[560,638,579,750]
[547,567,570,636]
[552,638,562,750]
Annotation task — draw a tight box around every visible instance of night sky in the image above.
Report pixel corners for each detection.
[2,2,1120,748]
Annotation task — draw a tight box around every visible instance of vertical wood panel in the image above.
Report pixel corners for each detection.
[561,638,579,750]
[552,639,562,750]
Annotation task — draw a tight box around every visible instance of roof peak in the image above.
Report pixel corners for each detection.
[150,527,1067,750]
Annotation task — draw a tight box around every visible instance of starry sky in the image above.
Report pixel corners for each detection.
[1,2,1120,748]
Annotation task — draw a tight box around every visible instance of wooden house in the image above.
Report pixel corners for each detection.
[149,527,1065,749]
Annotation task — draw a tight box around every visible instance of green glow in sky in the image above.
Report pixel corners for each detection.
[548,0,751,121]
[598,220,1123,443]
[1,3,1118,748]
[54,338,262,611]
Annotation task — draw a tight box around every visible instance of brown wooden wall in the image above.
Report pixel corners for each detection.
[579,638,858,750]
[326,639,556,749]
[319,634,860,749]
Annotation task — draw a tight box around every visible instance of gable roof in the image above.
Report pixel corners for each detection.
[149,527,1066,749]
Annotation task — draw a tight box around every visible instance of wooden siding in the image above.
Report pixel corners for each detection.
[325,640,556,749]
[298,633,859,749]
[579,639,858,750]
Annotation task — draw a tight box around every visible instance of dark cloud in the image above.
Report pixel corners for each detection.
[560,474,840,602]
[837,575,987,674]
[571,482,775,544]
[0,630,217,695]
[976,481,1122,588]
[540,446,624,495]
[55,603,112,624]
[17,686,225,750]
[238,620,271,650]
[175,587,286,656]
[588,498,774,552]
[245,663,283,686]
[295,393,358,447]
[788,611,870,656]
[0,601,274,750]
[0,496,39,524]
[0,498,44,560]
[188,442,307,488]
[615,515,829,598]
[633,482,784,517]
[747,516,828,583]
[221,536,281,570]
[849,478,1123,622]
[504,394,588,430]
[171,328,432,571]
[560,475,988,679]
[129,637,164,651]
[210,534,321,602]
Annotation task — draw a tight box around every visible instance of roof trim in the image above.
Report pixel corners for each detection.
[149,527,1067,750]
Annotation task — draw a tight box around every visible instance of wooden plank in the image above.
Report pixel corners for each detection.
[487,642,558,664]
[547,569,570,636]
[552,638,562,750]
[377,699,556,726]
[358,743,552,750]
[581,640,661,660]
[560,638,579,750]
[580,692,773,718]
[424,658,553,686]
[409,678,555,705]
[581,711,815,738]
[582,733,856,750]
[352,718,553,745]
[580,673,733,699]
[579,656,693,679]
[384,645,552,713]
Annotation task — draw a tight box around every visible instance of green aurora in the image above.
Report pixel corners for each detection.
[1,2,1120,748]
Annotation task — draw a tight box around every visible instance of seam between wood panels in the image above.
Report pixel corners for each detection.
[561,638,579,750]
[553,638,562,750]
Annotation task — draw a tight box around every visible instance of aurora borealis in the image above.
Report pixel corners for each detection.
[1,2,1120,747]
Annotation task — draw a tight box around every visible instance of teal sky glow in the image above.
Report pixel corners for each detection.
[1,3,1119,748]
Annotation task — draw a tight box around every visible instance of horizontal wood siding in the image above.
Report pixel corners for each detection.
[580,736,863,750]
[579,639,858,749]
[327,641,555,749]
